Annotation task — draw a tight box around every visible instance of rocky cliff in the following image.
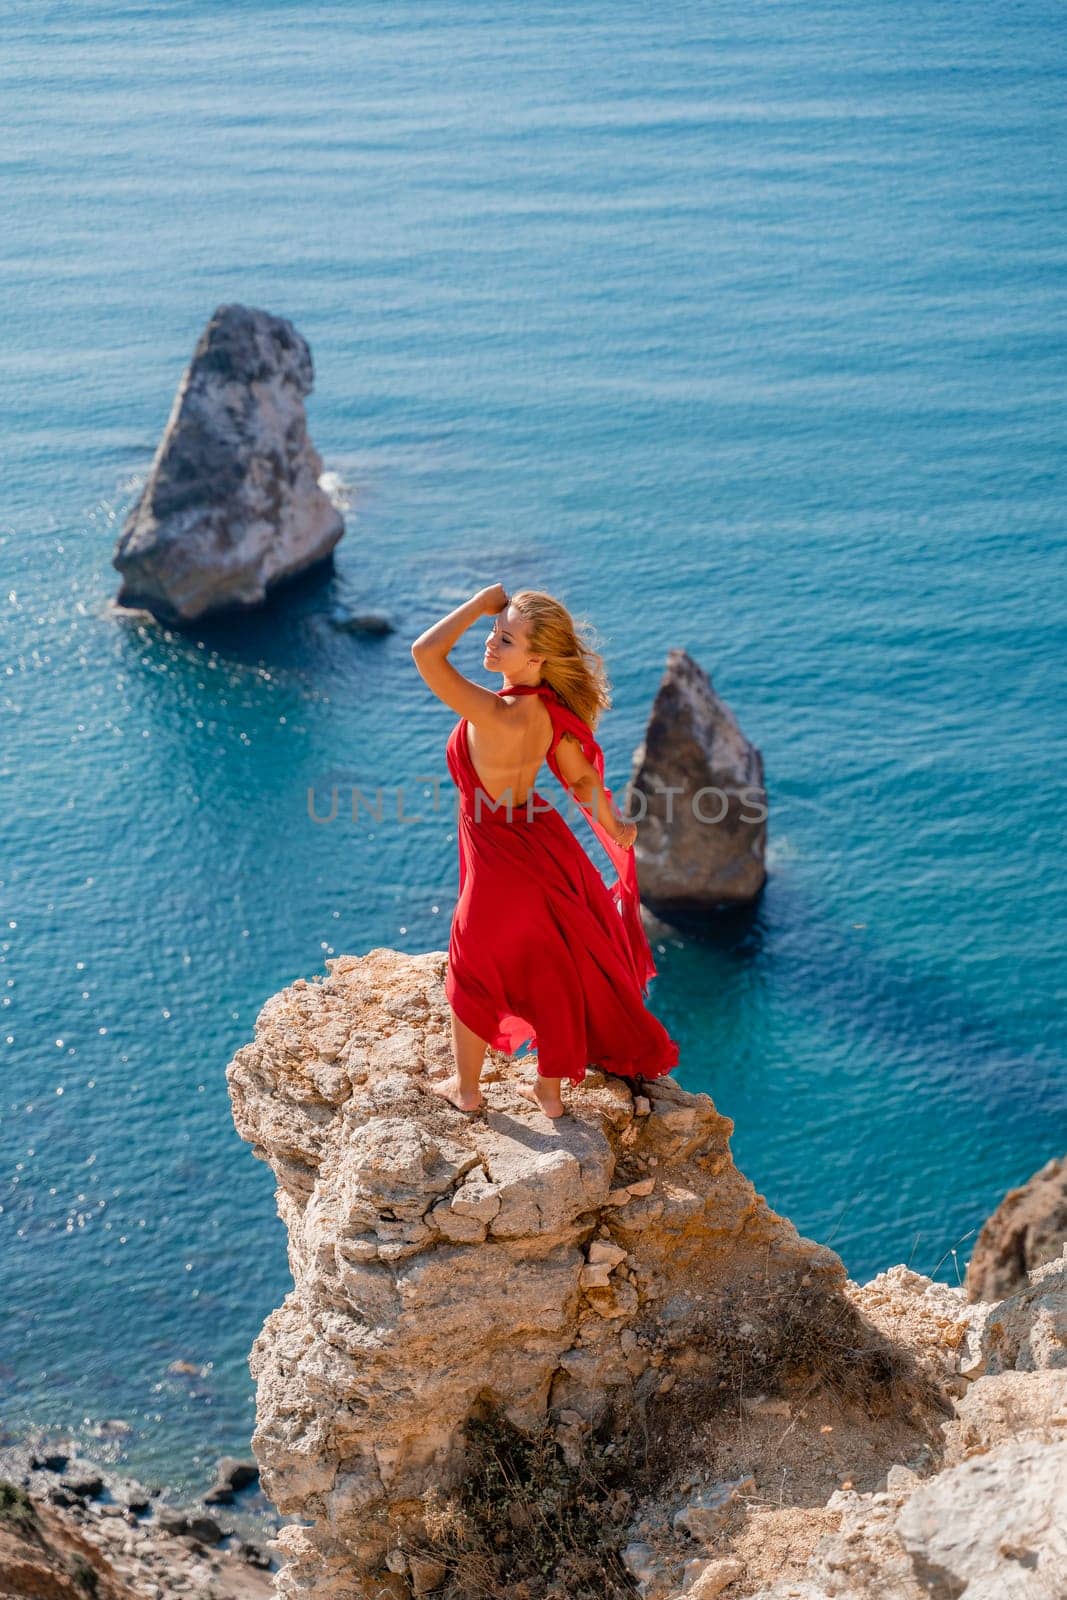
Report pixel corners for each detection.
[220,947,1067,1600]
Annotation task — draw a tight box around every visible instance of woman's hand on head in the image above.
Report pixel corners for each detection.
[475,583,509,616]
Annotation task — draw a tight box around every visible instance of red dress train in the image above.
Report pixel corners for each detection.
[444,681,681,1085]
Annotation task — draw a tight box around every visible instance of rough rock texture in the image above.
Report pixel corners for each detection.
[746,1248,1067,1600]
[113,303,344,623]
[0,1483,142,1600]
[628,649,767,917]
[0,1464,275,1600]
[226,947,951,1600]
[964,1154,1067,1303]
[978,1246,1067,1374]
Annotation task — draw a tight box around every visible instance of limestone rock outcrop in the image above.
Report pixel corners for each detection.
[746,1248,1067,1600]
[628,649,767,918]
[964,1153,1067,1302]
[977,1245,1067,1375]
[226,947,949,1600]
[113,303,344,623]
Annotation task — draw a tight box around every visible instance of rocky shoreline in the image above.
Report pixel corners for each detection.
[0,1432,286,1599]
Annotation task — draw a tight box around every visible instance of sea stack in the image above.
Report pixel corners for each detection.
[112,304,344,624]
[629,649,767,919]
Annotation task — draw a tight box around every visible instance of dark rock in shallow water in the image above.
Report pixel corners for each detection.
[235,1537,273,1568]
[112,303,345,624]
[57,1462,105,1500]
[114,1480,153,1514]
[628,648,767,917]
[156,1505,228,1544]
[329,606,394,635]
[45,1484,80,1508]
[204,1454,259,1504]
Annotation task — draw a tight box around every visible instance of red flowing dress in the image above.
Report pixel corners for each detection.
[444,681,681,1085]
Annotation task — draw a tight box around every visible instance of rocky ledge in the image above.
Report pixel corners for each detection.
[221,946,1065,1600]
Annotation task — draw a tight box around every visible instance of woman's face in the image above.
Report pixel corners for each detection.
[483,605,537,675]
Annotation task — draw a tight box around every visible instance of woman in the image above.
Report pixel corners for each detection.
[411,583,680,1118]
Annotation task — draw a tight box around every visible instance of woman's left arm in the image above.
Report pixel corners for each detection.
[554,732,633,844]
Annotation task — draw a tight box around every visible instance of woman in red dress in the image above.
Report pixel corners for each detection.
[411,583,680,1118]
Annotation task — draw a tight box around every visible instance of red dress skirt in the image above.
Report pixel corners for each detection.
[444,681,680,1085]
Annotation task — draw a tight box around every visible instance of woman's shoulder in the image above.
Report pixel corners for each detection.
[493,690,554,739]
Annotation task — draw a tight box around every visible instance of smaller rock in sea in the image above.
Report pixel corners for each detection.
[330,607,395,636]
[629,648,767,917]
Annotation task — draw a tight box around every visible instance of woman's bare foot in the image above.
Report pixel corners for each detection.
[516,1078,566,1118]
[428,1073,484,1113]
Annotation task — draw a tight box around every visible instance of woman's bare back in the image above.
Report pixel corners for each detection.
[465,694,558,806]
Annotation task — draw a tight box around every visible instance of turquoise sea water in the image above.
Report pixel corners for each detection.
[1,0,1065,1508]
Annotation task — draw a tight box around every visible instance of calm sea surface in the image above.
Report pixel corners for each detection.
[1,0,1065,1507]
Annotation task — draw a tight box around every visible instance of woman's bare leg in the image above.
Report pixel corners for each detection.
[517,1072,566,1118]
[430,1007,488,1110]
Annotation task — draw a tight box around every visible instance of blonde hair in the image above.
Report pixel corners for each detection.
[508,588,612,730]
